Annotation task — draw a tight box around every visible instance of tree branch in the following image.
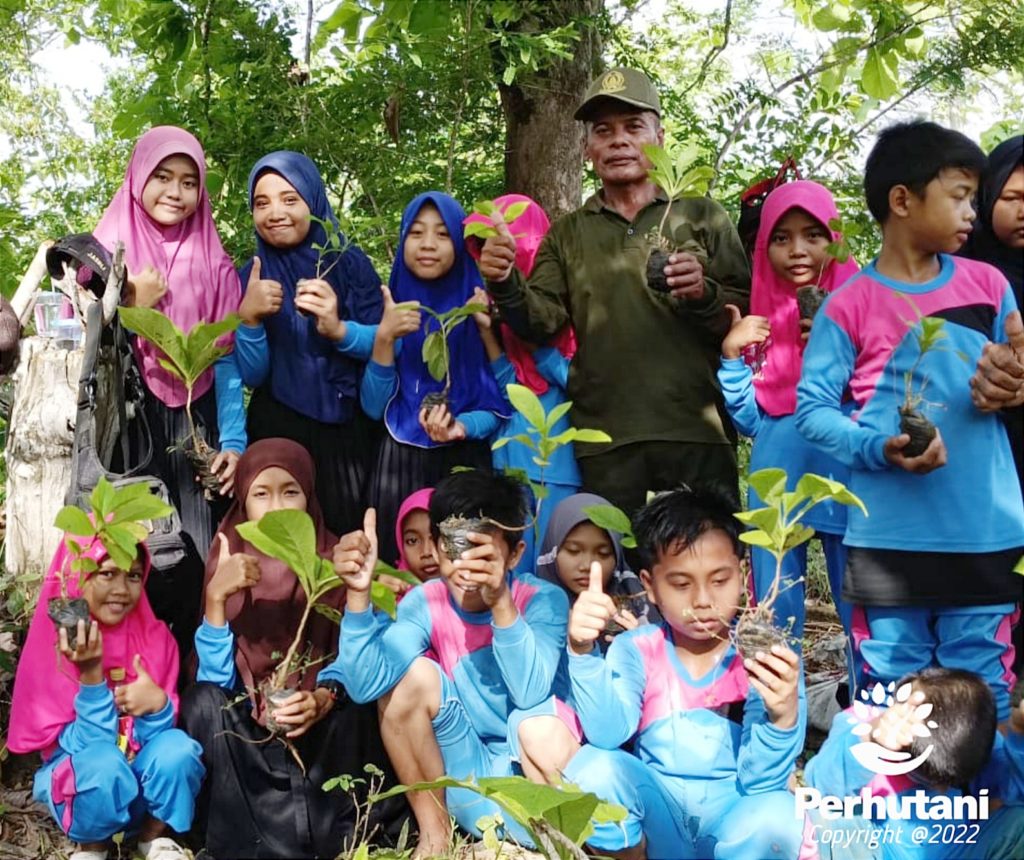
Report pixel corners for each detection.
[680,0,733,96]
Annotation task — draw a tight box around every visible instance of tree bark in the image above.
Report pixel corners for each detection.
[496,0,603,220]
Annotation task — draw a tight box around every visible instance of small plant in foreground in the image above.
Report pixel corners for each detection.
[118,307,240,497]
[732,469,866,659]
[641,141,715,292]
[50,477,174,648]
[418,302,489,413]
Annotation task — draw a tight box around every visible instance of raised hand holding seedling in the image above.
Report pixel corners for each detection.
[295,278,346,341]
[743,643,800,729]
[568,561,617,654]
[114,654,168,716]
[722,305,770,359]
[478,219,517,283]
[205,533,261,626]
[455,531,509,611]
[239,257,284,325]
[334,508,378,612]
[59,620,103,685]
[377,285,421,343]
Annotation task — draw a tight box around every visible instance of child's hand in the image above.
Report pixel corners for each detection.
[744,644,800,729]
[470,287,492,331]
[721,305,770,359]
[478,221,517,283]
[334,509,377,611]
[883,430,948,474]
[568,561,617,655]
[377,285,421,343]
[127,265,168,309]
[114,654,168,717]
[211,449,240,497]
[239,257,283,324]
[59,620,103,685]
[419,404,467,443]
[605,607,640,643]
[268,689,328,739]
[206,534,261,604]
[295,278,345,341]
[454,531,509,609]
[376,573,413,597]
[868,687,929,752]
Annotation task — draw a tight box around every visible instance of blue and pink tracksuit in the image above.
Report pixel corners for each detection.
[320,573,577,839]
[796,256,1024,721]
[33,683,204,844]
[490,348,581,573]
[801,708,1024,860]
[562,624,805,860]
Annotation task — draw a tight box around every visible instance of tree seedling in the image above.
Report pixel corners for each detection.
[50,476,174,648]
[234,508,344,733]
[795,216,859,321]
[641,141,715,292]
[118,307,240,498]
[462,198,531,242]
[417,301,489,412]
[296,214,353,317]
[732,469,866,659]
[492,383,611,543]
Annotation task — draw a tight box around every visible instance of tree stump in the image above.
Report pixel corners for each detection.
[4,337,83,578]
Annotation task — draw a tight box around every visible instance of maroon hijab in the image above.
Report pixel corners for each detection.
[202,438,342,695]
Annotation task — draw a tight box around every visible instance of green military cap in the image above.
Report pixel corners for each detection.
[574,67,661,121]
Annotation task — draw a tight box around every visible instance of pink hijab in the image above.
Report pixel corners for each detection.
[8,537,179,756]
[395,487,434,573]
[464,194,576,394]
[94,126,241,407]
[749,180,860,416]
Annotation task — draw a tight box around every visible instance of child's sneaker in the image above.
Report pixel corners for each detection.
[137,837,191,860]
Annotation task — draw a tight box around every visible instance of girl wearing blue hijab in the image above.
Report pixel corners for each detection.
[362,191,509,563]
[235,151,383,535]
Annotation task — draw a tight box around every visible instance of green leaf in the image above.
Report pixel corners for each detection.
[747,468,788,505]
[734,506,781,539]
[571,428,612,444]
[422,331,447,382]
[180,315,242,386]
[91,477,116,520]
[374,559,421,587]
[313,603,342,624]
[1014,555,1024,575]
[236,509,319,594]
[861,47,900,100]
[506,383,547,431]
[473,199,499,217]
[463,220,497,240]
[738,530,778,550]
[55,505,94,536]
[782,524,816,552]
[543,400,573,431]
[582,504,634,540]
[499,200,530,223]
[119,307,188,380]
[370,580,398,619]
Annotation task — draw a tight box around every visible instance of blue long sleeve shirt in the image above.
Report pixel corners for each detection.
[490,350,582,488]
[214,355,246,453]
[569,624,805,795]
[321,574,570,747]
[193,618,240,690]
[718,356,849,534]
[54,680,175,758]
[360,341,500,440]
[795,256,1024,553]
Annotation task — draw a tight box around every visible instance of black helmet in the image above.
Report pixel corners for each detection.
[46,233,115,297]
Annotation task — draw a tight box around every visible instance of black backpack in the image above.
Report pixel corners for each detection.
[737,157,802,260]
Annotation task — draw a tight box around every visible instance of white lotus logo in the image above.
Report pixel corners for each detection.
[848,682,938,777]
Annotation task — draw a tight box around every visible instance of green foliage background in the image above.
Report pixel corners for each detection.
[1,0,1022,283]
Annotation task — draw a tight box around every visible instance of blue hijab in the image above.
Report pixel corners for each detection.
[240,151,382,425]
[385,191,508,446]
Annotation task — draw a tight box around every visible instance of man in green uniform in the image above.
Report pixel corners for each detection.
[479,67,750,515]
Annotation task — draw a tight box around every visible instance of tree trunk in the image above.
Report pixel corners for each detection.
[496,0,603,220]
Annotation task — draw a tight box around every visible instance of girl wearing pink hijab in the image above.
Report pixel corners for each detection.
[8,537,204,860]
[464,195,579,572]
[93,126,247,645]
[717,180,860,660]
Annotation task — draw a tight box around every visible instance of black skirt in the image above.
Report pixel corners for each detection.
[247,388,379,536]
[180,683,409,859]
[368,433,491,566]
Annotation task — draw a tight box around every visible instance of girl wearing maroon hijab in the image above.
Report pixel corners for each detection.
[180,438,405,858]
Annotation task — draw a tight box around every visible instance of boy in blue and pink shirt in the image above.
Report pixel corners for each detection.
[796,121,1024,723]
[321,470,581,857]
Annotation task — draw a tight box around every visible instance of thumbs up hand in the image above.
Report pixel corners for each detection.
[970,310,1024,412]
[568,561,618,655]
[334,508,378,613]
[204,533,262,626]
[377,284,421,344]
[114,654,169,716]
[239,256,284,325]
[479,219,517,283]
[721,305,770,360]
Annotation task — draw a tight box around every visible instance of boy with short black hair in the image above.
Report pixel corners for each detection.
[802,668,1024,860]
[323,470,581,856]
[796,120,1024,723]
[562,486,805,860]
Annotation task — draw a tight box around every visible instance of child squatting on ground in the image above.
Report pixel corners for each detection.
[560,486,806,860]
[795,121,1024,724]
[8,537,204,860]
[322,470,582,858]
